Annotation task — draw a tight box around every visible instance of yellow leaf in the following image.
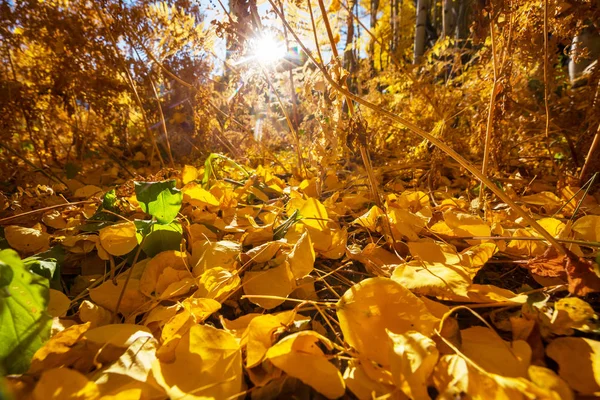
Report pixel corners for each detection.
[183,182,220,208]
[444,209,491,238]
[152,324,243,399]
[288,230,315,278]
[320,227,347,259]
[33,368,99,400]
[266,331,345,399]
[462,284,528,304]
[48,289,70,318]
[460,242,498,270]
[388,208,425,241]
[408,239,461,264]
[98,221,138,256]
[89,277,148,317]
[100,337,160,397]
[42,210,67,229]
[182,297,221,321]
[73,185,103,198]
[194,266,241,301]
[343,360,398,400]
[79,300,112,328]
[460,326,531,378]
[299,198,328,232]
[84,324,152,348]
[352,205,385,231]
[191,240,240,276]
[388,330,439,399]
[549,297,599,335]
[546,337,600,395]
[220,313,261,339]
[244,310,307,368]
[433,354,550,400]
[29,323,91,374]
[521,192,563,213]
[392,260,472,299]
[188,223,218,242]
[181,165,199,185]
[245,241,283,263]
[139,250,189,297]
[506,228,546,257]
[572,215,600,242]
[528,365,574,400]
[242,262,294,309]
[336,277,439,367]
[5,225,50,254]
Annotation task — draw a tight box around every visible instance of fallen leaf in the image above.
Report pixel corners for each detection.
[242,262,294,309]
[572,215,600,242]
[387,330,439,399]
[181,165,199,185]
[5,225,50,254]
[266,331,345,399]
[546,337,600,395]
[98,221,138,256]
[79,300,112,328]
[48,289,70,317]
[194,266,241,301]
[33,367,100,400]
[336,277,438,367]
[152,324,243,399]
[287,230,315,278]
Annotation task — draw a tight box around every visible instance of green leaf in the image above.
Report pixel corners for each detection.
[135,220,182,257]
[134,180,182,224]
[23,246,65,291]
[79,190,120,232]
[0,249,51,375]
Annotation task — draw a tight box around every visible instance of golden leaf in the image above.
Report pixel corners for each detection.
[266,331,345,399]
[152,325,243,399]
[242,262,294,309]
[288,230,315,278]
[5,225,50,254]
[546,337,600,395]
[336,277,438,367]
[98,221,138,256]
[33,368,100,400]
[388,330,439,399]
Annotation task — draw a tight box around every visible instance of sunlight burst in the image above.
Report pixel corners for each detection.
[252,34,286,65]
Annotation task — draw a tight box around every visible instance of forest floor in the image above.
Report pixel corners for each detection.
[1,151,600,399]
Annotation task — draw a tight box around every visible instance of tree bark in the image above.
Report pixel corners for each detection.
[369,0,380,71]
[442,0,456,38]
[344,0,358,73]
[569,26,600,85]
[414,0,429,63]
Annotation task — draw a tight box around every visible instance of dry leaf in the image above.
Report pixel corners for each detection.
[98,221,138,256]
[265,331,345,399]
[336,277,438,367]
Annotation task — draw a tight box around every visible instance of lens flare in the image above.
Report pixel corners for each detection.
[252,34,286,65]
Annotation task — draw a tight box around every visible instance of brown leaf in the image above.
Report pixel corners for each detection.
[526,247,568,279]
[565,252,600,296]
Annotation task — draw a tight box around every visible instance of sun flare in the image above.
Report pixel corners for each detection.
[252,34,287,65]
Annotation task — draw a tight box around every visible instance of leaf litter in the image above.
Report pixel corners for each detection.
[1,157,600,399]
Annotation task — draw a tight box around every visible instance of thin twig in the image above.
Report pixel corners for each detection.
[0,200,97,224]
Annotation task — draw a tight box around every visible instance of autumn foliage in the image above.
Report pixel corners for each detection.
[1,0,600,399]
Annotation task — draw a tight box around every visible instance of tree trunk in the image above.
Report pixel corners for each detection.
[455,0,469,42]
[442,0,456,38]
[414,0,429,63]
[569,26,600,86]
[369,0,380,71]
[344,0,358,73]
